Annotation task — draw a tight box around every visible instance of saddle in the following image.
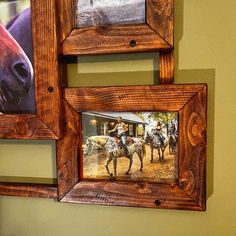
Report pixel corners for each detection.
[114,137,135,146]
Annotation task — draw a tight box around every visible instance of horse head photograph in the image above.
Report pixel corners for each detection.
[0,1,35,114]
[82,111,178,183]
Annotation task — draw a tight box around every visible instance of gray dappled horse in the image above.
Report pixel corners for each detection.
[0,21,33,112]
[83,136,146,178]
[145,132,169,163]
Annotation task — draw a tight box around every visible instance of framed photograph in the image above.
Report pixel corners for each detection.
[57,84,207,211]
[59,0,174,55]
[0,0,62,199]
[0,0,62,139]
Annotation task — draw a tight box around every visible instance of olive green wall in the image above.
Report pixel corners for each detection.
[1,0,236,235]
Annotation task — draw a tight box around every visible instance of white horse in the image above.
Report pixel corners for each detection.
[83,136,146,178]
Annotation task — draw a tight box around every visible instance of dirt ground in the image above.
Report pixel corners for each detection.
[83,144,178,184]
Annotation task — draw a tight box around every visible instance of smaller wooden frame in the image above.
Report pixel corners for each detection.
[57,84,207,211]
[60,0,174,56]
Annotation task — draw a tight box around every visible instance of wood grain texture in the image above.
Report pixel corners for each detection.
[58,84,207,210]
[0,115,57,139]
[179,86,207,210]
[32,0,62,138]
[61,181,202,211]
[62,24,172,56]
[57,100,80,199]
[0,183,57,198]
[63,85,205,112]
[147,0,174,46]
[58,0,75,43]
[160,51,174,84]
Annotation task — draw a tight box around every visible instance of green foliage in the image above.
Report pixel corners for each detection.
[135,112,145,121]
[151,112,177,125]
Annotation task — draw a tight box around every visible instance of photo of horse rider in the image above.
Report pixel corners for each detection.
[82,111,178,183]
[152,121,165,146]
[108,116,129,156]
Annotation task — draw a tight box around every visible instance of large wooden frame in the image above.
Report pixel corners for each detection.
[0,0,63,199]
[57,84,207,211]
[0,0,174,199]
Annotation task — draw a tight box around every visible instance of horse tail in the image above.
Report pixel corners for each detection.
[141,142,146,157]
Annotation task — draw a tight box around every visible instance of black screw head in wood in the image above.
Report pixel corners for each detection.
[48,86,54,93]
[130,39,136,47]
[155,199,161,206]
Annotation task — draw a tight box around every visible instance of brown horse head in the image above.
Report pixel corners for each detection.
[0,22,33,111]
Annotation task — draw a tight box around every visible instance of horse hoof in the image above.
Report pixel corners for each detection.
[140,169,143,172]
[125,172,130,175]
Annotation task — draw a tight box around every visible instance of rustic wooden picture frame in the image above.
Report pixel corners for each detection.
[0,0,62,139]
[61,0,174,55]
[0,0,63,199]
[58,0,174,83]
[57,84,207,211]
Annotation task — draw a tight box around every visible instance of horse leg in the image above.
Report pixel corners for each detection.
[169,144,172,155]
[113,157,117,178]
[105,156,113,178]
[151,147,154,163]
[158,148,161,162]
[138,151,143,171]
[161,148,165,161]
[126,155,133,175]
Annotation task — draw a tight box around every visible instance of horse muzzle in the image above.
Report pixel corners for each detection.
[11,60,33,94]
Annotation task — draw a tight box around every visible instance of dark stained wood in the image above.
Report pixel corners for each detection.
[178,86,207,210]
[0,115,57,139]
[62,24,172,56]
[57,100,80,199]
[63,85,205,112]
[147,0,174,46]
[58,0,75,43]
[61,181,203,211]
[160,51,174,84]
[58,84,207,211]
[31,0,62,138]
[0,183,57,198]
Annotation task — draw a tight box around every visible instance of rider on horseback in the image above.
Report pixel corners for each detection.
[152,121,165,146]
[108,117,129,156]
[169,123,178,141]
